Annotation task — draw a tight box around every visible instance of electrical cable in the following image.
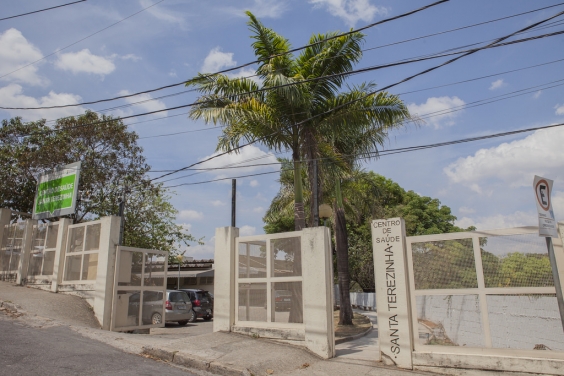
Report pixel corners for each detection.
[0,0,165,81]
[12,26,564,140]
[3,1,560,111]
[0,1,87,21]
[144,10,564,186]
[163,121,564,188]
[0,0,450,110]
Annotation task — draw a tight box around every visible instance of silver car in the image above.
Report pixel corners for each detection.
[130,290,193,325]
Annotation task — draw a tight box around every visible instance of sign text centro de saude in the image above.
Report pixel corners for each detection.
[33,162,81,220]
[371,218,413,369]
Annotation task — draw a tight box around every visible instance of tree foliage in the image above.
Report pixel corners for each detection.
[0,112,199,256]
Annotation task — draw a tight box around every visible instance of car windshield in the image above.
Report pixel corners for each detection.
[169,291,189,302]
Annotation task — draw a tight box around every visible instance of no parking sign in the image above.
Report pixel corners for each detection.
[533,175,558,238]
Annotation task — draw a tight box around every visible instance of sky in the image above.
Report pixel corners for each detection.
[2,0,564,259]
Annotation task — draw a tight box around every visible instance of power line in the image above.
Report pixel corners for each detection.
[146,10,564,185]
[132,57,564,141]
[0,0,448,111]
[0,0,165,81]
[0,0,87,22]
[164,122,564,188]
[3,1,560,112]
[13,26,564,140]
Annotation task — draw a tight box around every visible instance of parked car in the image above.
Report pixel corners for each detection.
[128,290,193,326]
[180,289,213,322]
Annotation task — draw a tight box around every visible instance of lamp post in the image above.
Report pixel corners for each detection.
[177,254,183,290]
[319,204,332,227]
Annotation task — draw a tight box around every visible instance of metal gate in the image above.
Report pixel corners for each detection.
[111,246,168,331]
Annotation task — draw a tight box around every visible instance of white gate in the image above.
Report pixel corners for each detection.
[111,246,168,331]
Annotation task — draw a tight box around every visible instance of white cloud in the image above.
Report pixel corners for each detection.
[179,223,192,233]
[139,0,184,25]
[221,0,288,19]
[211,200,226,207]
[459,206,475,215]
[309,0,388,27]
[533,90,542,99]
[250,180,259,187]
[117,89,167,116]
[455,211,536,231]
[253,206,264,213]
[555,104,564,115]
[120,54,142,62]
[444,126,564,189]
[489,79,505,90]
[201,47,236,73]
[198,145,278,176]
[407,96,465,129]
[178,210,203,220]
[55,49,115,76]
[0,28,46,86]
[0,84,84,121]
[240,225,257,236]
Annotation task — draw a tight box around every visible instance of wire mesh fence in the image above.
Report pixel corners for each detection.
[407,228,564,353]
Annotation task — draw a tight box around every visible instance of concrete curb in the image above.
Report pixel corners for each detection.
[142,346,252,376]
[335,325,373,345]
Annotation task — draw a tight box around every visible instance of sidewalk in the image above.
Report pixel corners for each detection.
[0,281,435,375]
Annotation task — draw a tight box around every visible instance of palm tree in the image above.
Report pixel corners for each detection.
[187,12,367,231]
[187,12,412,325]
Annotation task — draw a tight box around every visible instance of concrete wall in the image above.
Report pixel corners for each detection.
[417,295,564,351]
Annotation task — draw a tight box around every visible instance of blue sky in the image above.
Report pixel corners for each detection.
[2,0,564,259]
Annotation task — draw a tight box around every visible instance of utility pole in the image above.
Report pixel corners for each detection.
[231,179,236,227]
[118,185,129,246]
[313,160,319,226]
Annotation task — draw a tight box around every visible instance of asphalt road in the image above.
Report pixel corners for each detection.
[0,317,196,376]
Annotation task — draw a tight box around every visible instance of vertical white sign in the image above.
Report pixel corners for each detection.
[371,218,413,369]
[533,175,558,238]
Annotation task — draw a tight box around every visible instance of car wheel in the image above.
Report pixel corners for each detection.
[187,309,197,323]
[151,312,163,325]
[177,320,188,326]
[203,315,212,321]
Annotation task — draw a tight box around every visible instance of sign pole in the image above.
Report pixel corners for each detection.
[533,175,564,331]
[546,237,564,331]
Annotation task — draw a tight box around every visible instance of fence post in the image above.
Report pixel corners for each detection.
[51,218,72,292]
[213,226,239,333]
[302,226,335,359]
[94,216,121,330]
[16,219,37,285]
[371,218,413,369]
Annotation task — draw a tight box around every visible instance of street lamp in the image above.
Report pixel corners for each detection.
[319,204,333,226]
[177,254,184,290]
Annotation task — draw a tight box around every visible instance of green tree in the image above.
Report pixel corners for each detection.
[0,112,198,256]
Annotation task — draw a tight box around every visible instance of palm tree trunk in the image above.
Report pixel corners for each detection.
[293,153,306,231]
[335,179,353,326]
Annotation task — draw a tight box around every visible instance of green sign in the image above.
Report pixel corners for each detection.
[33,162,81,220]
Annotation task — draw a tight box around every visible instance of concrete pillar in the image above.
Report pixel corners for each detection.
[51,218,72,292]
[371,218,413,369]
[302,226,335,359]
[93,216,121,330]
[16,219,38,285]
[213,226,239,333]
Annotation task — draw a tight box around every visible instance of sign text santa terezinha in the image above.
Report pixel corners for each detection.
[33,162,81,220]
